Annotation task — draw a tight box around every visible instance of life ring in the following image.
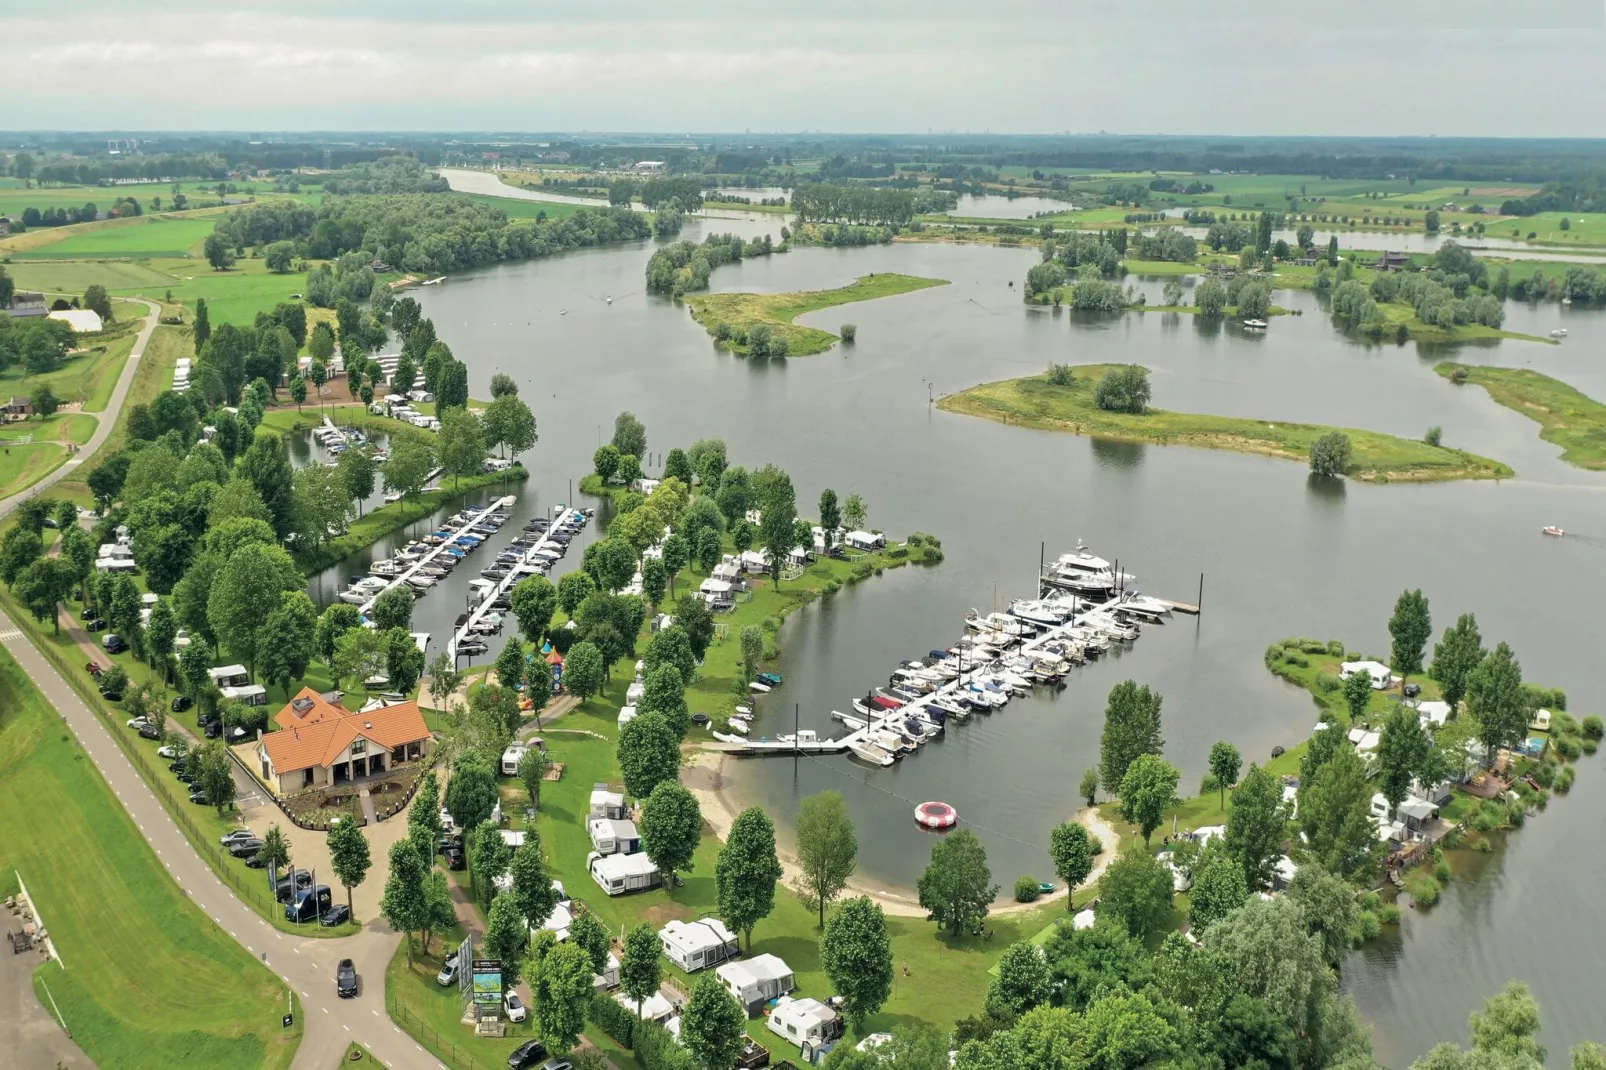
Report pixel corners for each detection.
[915,801,957,830]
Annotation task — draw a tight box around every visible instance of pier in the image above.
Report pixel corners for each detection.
[447,506,583,659]
[359,496,517,616]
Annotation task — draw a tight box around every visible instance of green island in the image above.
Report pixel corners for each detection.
[684,272,947,355]
[1436,363,1606,469]
[939,365,1514,482]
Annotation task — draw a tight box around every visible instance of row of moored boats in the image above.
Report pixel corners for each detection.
[453,509,591,657]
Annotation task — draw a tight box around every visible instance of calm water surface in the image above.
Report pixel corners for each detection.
[324,217,1606,1063]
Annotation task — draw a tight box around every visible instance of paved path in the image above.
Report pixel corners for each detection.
[0,615,438,1070]
[0,936,93,1070]
[0,298,159,517]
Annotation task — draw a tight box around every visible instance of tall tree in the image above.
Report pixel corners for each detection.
[327,817,371,917]
[617,710,681,799]
[821,897,894,1031]
[639,781,700,887]
[842,492,867,531]
[753,463,798,585]
[1467,642,1527,764]
[483,893,530,988]
[681,974,747,1070]
[438,407,485,489]
[238,432,296,538]
[563,641,605,703]
[1388,588,1432,682]
[517,746,549,810]
[818,489,841,546]
[1298,742,1381,882]
[445,751,498,833]
[470,820,512,905]
[1286,863,1359,968]
[987,941,1052,1021]
[1430,613,1485,714]
[509,575,557,643]
[206,542,301,678]
[1188,853,1249,932]
[1100,681,1164,797]
[716,807,783,951]
[1342,669,1374,723]
[796,790,858,928]
[1378,704,1431,817]
[916,828,997,937]
[1208,741,1243,809]
[1096,850,1174,941]
[1118,754,1180,847]
[612,411,647,459]
[1048,821,1094,909]
[381,839,428,963]
[534,939,592,1053]
[619,924,663,1019]
[1225,764,1285,890]
[338,445,377,516]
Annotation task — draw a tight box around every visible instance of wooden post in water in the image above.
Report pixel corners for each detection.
[1039,542,1045,597]
[1198,572,1204,615]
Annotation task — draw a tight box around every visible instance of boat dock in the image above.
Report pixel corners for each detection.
[705,737,849,756]
[359,496,516,616]
[446,505,583,659]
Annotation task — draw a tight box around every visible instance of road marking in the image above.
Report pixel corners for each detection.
[343,1024,350,1031]
[323,1007,329,1014]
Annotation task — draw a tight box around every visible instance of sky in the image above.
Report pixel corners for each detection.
[6,1,1605,137]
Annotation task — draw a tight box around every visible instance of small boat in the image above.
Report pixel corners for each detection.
[849,740,894,767]
[726,719,750,736]
[749,681,771,694]
[1242,318,1268,330]
[1551,328,1568,338]
[1037,881,1056,895]
[406,574,436,589]
[756,672,783,687]
[1542,526,1565,537]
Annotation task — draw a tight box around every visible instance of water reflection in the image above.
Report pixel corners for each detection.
[1305,472,1347,503]
[1090,437,1144,470]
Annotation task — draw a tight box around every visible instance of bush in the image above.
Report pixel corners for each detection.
[588,993,636,1049]
[1284,653,1309,668]
[1014,875,1042,902]
[1424,426,1442,447]
[1532,762,1556,788]
[1434,859,1452,884]
[1199,772,1219,796]
[1357,910,1382,940]
[1326,639,1345,656]
[1309,430,1353,477]
[1582,714,1604,741]
[1555,736,1581,760]
[1298,639,1328,655]
[840,323,857,343]
[1473,805,1502,833]
[1555,766,1576,794]
[1472,835,1494,852]
[1093,364,1151,414]
[1583,738,1599,755]
[1358,890,1381,912]
[1405,874,1441,907]
[1314,671,1342,694]
[1378,903,1402,925]
[1551,710,1579,735]
[1507,803,1527,828]
[99,664,129,698]
[1047,363,1075,387]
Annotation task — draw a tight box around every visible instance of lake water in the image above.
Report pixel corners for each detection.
[950,192,1076,218]
[323,212,1606,1063]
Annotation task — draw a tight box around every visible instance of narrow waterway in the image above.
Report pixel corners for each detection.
[328,201,1606,1060]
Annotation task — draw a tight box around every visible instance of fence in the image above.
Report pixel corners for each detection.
[386,990,506,1070]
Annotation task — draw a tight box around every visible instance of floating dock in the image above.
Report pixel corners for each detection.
[447,506,583,659]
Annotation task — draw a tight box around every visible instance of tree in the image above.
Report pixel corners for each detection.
[1097,848,1181,946]
[612,411,647,459]
[1189,853,1249,932]
[1207,741,1242,809]
[0,528,43,586]
[12,558,75,634]
[445,751,498,833]
[1431,613,1485,714]
[822,896,894,1031]
[509,575,557,644]
[514,745,549,810]
[1044,918,1154,1012]
[327,817,372,916]
[495,635,526,692]
[146,597,177,678]
[1100,681,1163,800]
[257,592,317,698]
[660,532,690,598]
[1225,763,1284,890]
[1093,365,1151,414]
[207,543,301,677]
[369,584,413,634]
[556,571,595,618]
[1201,897,1335,1049]
[1379,704,1431,818]
[816,489,841,546]
[29,385,59,418]
[754,463,798,584]
[238,433,295,537]
[842,492,867,532]
[383,438,434,503]
[639,780,700,886]
[1286,863,1359,968]
[638,664,688,739]
[1298,740,1381,882]
[592,443,621,483]
[1342,668,1374,723]
[739,624,763,682]
[1309,431,1352,477]
[716,807,783,950]
[640,556,667,606]
[470,819,513,905]
[643,625,696,689]
[314,603,362,671]
[338,446,377,516]
[192,298,211,354]
[619,924,663,1019]
[196,741,237,814]
[1467,642,1527,763]
[483,893,530,989]
[438,407,485,489]
[420,870,456,956]
[1389,589,1432,681]
[203,232,236,270]
[408,770,442,859]
[986,940,1051,1021]
[796,790,858,928]
[1048,822,1094,908]
[563,640,604,703]
[681,973,747,1070]
[1118,754,1179,847]
[1079,768,1099,808]
[259,823,291,875]
[663,447,693,485]
[916,828,997,937]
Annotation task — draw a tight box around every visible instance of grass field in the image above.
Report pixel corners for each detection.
[685,273,948,355]
[1436,363,1606,469]
[3,213,222,260]
[940,366,1513,482]
[2,256,321,328]
[0,646,301,1070]
[1485,211,1606,247]
[0,309,143,413]
[0,179,313,220]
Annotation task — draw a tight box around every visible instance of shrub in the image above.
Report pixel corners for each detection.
[1507,803,1527,828]
[1357,910,1382,940]
[1434,859,1452,884]
[1199,772,1219,796]
[1555,736,1581,760]
[1583,738,1599,755]
[1309,430,1353,477]
[1378,903,1402,925]
[1472,835,1494,852]
[1552,710,1579,735]
[1093,364,1151,414]
[589,992,636,1049]
[1047,363,1075,387]
[1284,653,1310,668]
[1424,426,1442,447]
[1326,639,1345,656]
[1299,639,1328,655]
[1582,714,1604,741]
[1405,874,1441,907]
[1472,805,1502,833]
[1358,890,1381,912]
[886,545,909,559]
[1014,876,1042,902]
[840,323,857,343]
[1555,766,1576,794]
[1532,762,1556,788]
[1314,671,1342,693]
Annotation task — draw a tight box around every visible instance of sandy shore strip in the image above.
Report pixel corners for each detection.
[681,748,1120,918]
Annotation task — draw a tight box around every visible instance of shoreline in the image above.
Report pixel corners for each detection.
[681,748,1118,915]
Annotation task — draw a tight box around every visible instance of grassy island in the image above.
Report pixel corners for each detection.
[939,365,1514,482]
[1437,363,1606,470]
[685,272,947,355]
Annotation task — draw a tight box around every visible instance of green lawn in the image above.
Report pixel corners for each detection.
[0,440,70,498]
[0,310,141,412]
[6,213,221,260]
[939,367,1514,483]
[684,273,949,355]
[0,179,313,220]
[1436,363,1606,469]
[1485,211,1606,247]
[0,646,302,1070]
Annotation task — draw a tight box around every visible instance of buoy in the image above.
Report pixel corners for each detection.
[915,801,958,830]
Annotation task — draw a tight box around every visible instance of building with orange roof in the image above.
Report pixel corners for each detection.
[255,687,432,795]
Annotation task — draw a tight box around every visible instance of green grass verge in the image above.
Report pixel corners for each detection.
[4,213,223,260]
[684,273,948,356]
[0,644,302,1070]
[939,366,1513,483]
[0,312,141,412]
[1436,363,1606,469]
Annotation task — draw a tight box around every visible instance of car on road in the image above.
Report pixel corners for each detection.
[228,838,265,858]
[171,695,193,712]
[137,723,162,741]
[336,959,358,998]
[506,1040,548,1069]
[503,990,528,1023]
[321,905,352,927]
[221,829,256,847]
[436,953,460,987]
[444,845,465,870]
[102,633,128,654]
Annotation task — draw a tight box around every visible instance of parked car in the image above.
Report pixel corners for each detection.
[274,872,314,902]
[436,953,460,987]
[175,768,196,784]
[228,838,264,858]
[503,990,528,1023]
[285,885,333,923]
[444,846,465,870]
[138,723,162,741]
[203,720,223,739]
[244,852,269,869]
[188,788,209,804]
[79,607,96,621]
[321,905,352,927]
[86,618,106,632]
[507,1040,549,1069]
[538,1060,573,1070]
[336,958,358,998]
[220,829,255,847]
[84,661,103,677]
[171,695,193,712]
[102,633,128,653]
[157,744,182,759]
[126,716,149,728]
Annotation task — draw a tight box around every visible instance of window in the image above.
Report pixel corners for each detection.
[350,739,366,755]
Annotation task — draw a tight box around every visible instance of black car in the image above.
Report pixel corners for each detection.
[507,1040,549,1070]
[168,760,187,774]
[244,852,269,869]
[188,788,209,804]
[336,958,358,998]
[101,687,124,702]
[274,872,314,902]
[444,846,465,870]
[103,635,129,654]
[86,618,106,632]
[204,720,223,739]
[321,904,352,927]
[228,838,265,858]
[171,695,194,713]
[137,723,162,741]
[79,607,96,621]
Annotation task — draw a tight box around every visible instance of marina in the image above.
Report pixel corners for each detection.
[446,505,589,660]
[350,496,518,625]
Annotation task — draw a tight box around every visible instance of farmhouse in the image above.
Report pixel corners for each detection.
[255,687,431,794]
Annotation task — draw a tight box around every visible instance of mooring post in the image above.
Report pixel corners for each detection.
[1198,572,1204,615]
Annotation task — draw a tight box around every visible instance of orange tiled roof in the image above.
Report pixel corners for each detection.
[273,686,346,731]
[261,697,429,775]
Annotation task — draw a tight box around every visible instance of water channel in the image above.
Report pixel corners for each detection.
[324,195,1606,1061]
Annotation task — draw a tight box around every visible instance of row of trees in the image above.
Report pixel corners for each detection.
[791,183,917,226]
[644,233,777,297]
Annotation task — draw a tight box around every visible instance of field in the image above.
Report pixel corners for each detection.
[0,646,300,1070]
[939,366,1513,482]
[3,212,223,260]
[684,273,948,355]
[6,255,323,328]
[1436,363,1606,469]
[0,305,144,412]
[0,178,315,220]
[1485,211,1606,247]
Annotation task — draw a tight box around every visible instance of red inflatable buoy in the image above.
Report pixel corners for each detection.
[915,801,958,830]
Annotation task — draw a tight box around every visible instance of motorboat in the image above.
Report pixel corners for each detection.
[1551,329,1567,338]
[756,672,783,687]
[749,681,772,694]
[725,719,750,735]
[832,712,867,730]
[1007,600,1069,628]
[849,740,895,767]
[1241,318,1268,329]
[457,639,488,656]
[1542,525,1565,537]
[369,559,406,577]
[405,574,436,589]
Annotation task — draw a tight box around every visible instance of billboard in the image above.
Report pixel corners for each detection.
[453,935,474,998]
[471,960,502,1006]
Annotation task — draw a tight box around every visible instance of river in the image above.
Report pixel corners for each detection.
[323,200,1606,1061]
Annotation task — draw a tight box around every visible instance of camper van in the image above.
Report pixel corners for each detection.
[768,996,843,1050]
[588,851,661,896]
[660,918,739,973]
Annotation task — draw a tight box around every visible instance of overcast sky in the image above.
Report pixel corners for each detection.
[7,1,1604,137]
